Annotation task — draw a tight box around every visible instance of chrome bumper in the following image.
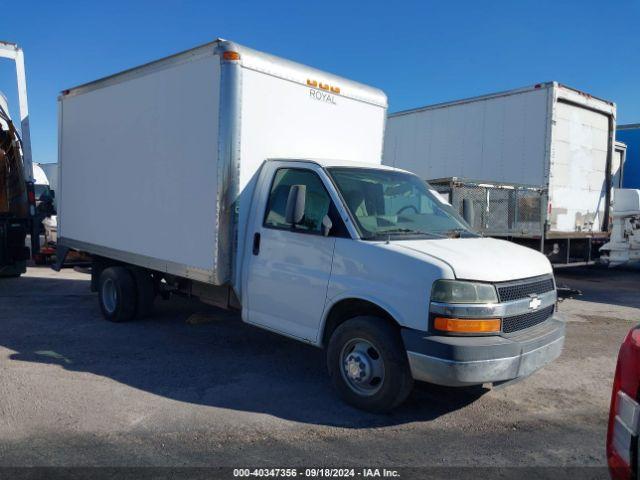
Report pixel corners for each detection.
[403,315,565,387]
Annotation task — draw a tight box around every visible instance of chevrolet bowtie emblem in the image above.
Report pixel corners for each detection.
[528,296,542,310]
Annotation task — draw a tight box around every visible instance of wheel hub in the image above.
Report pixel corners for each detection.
[340,337,385,397]
[345,352,371,383]
[101,278,118,314]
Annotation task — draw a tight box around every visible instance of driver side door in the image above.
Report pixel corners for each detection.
[245,165,344,342]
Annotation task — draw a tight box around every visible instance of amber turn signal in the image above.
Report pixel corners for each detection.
[434,317,501,333]
[222,51,240,61]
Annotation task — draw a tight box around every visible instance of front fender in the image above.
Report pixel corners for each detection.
[318,291,407,344]
[323,239,454,337]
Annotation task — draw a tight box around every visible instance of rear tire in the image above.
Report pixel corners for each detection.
[98,266,136,322]
[327,316,414,413]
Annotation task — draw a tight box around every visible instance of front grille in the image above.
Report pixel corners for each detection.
[496,276,555,302]
[502,305,555,334]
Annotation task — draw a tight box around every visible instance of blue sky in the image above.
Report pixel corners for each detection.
[1,0,639,164]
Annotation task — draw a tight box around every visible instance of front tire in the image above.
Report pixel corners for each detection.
[98,266,136,322]
[327,316,414,413]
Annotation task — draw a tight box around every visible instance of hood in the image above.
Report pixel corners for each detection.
[391,237,552,282]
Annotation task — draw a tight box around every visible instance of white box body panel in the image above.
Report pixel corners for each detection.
[383,83,615,234]
[60,53,221,278]
[384,87,549,186]
[549,99,610,232]
[59,40,387,285]
[238,68,385,191]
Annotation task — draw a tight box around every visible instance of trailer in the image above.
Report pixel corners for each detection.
[617,124,640,189]
[383,82,617,264]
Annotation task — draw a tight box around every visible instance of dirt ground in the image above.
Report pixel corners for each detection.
[0,265,637,476]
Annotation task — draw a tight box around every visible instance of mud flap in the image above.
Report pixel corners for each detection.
[51,245,70,272]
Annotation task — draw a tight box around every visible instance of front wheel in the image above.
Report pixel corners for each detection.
[327,316,414,413]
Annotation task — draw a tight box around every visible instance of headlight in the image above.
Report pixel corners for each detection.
[430,280,498,304]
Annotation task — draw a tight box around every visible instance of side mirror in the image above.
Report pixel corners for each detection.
[321,214,333,237]
[50,189,55,199]
[285,185,306,225]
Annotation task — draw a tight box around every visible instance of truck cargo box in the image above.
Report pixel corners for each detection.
[58,40,387,285]
[383,82,617,236]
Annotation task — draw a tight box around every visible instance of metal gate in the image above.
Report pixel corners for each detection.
[429,177,546,237]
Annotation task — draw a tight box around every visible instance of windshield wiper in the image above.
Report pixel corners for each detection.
[373,228,447,239]
[443,228,478,238]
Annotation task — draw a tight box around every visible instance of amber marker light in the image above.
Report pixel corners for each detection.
[434,317,501,333]
[222,51,240,61]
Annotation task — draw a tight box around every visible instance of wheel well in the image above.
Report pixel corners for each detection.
[91,256,117,292]
[90,257,157,293]
[321,298,399,347]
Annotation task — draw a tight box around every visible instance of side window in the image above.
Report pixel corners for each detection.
[264,168,332,234]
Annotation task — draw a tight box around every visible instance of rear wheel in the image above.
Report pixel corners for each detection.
[98,266,136,322]
[327,316,413,413]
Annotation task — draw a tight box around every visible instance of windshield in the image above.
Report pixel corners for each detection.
[328,167,477,240]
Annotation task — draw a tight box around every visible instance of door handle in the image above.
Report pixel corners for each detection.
[252,232,261,255]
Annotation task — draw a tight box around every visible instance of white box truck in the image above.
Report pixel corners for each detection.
[383,82,617,264]
[55,40,564,412]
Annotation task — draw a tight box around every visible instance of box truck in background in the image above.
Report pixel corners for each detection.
[383,82,617,265]
[56,40,564,411]
[617,124,640,189]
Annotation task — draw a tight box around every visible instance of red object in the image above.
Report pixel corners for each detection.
[607,326,640,480]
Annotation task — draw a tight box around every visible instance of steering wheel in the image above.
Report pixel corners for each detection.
[396,205,419,215]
